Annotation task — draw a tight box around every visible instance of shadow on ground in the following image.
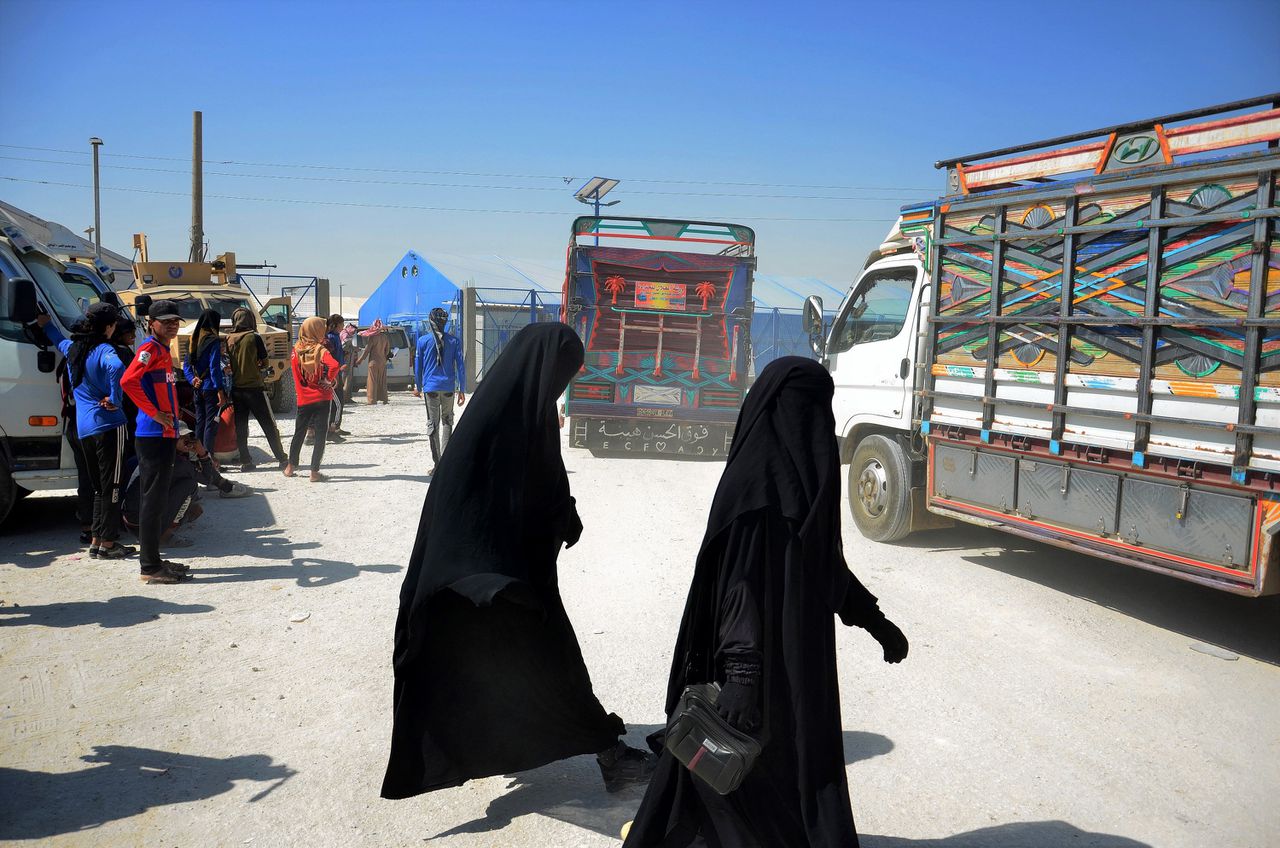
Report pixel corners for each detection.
[0,495,82,568]
[863,821,1152,847]
[192,556,400,587]
[0,745,294,840]
[0,595,214,629]
[430,728,892,842]
[903,525,1280,666]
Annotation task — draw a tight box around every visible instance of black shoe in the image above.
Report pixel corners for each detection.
[327,435,346,444]
[162,560,191,575]
[97,543,136,560]
[89,545,101,559]
[597,743,657,793]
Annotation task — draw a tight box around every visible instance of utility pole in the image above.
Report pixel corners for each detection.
[189,111,204,262]
[89,137,103,259]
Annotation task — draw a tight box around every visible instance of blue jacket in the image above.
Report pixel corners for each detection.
[326,331,345,366]
[415,332,466,393]
[182,337,226,392]
[45,325,127,438]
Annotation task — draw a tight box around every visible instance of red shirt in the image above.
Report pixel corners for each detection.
[121,335,179,438]
[291,348,341,406]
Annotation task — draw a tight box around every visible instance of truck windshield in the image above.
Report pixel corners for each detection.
[18,252,87,329]
[60,267,110,312]
[828,268,915,354]
[174,297,253,321]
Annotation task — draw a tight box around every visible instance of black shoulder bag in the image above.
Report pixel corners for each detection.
[664,565,761,795]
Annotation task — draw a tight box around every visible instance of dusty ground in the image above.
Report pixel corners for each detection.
[2,393,1278,847]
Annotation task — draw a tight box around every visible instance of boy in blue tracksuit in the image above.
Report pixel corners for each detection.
[41,302,132,558]
[413,307,466,467]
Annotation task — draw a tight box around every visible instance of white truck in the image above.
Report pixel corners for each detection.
[0,217,122,526]
[805,94,1280,596]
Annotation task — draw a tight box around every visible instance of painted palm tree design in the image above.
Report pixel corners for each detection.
[695,281,717,310]
[604,275,626,305]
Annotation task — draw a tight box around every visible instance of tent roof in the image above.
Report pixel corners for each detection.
[360,250,849,318]
[358,250,460,325]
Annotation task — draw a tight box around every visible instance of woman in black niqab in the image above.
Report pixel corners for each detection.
[624,357,909,848]
[382,322,654,800]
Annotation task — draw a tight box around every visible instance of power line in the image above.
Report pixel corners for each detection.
[0,175,898,224]
[0,155,922,202]
[0,142,935,193]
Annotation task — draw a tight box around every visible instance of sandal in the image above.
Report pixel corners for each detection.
[140,568,183,584]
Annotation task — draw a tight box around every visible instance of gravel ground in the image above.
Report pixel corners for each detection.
[2,393,1278,847]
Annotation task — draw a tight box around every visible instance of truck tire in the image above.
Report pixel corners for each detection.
[849,435,913,543]
[269,377,296,414]
[0,458,17,529]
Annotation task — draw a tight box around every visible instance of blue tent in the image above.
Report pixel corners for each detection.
[358,250,460,326]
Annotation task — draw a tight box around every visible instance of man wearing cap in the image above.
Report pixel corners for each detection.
[413,307,466,470]
[120,299,190,584]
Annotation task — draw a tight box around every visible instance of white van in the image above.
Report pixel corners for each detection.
[0,224,120,526]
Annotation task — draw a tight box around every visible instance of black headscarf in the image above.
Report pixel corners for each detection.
[66,305,120,388]
[397,321,584,618]
[427,307,448,364]
[189,309,222,368]
[705,358,849,600]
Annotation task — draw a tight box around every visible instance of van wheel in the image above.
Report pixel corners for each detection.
[0,459,17,529]
[849,435,913,543]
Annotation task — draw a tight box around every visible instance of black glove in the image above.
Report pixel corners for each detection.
[715,681,761,732]
[866,617,909,664]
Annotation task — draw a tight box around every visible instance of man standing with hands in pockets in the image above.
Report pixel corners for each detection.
[120,299,190,584]
[413,307,466,472]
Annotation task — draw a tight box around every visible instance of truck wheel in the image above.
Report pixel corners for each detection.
[269,377,296,414]
[849,435,913,543]
[0,458,17,529]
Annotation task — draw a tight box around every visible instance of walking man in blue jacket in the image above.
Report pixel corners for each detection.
[413,307,466,470]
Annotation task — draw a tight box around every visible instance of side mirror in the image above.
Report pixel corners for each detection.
[803,294,826,358]
[101,290,121,307]
[11,278,40,324]
[135,294,153,318]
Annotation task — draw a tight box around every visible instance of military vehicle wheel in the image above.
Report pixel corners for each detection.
[849,435,913,543]
[270,376,296,414]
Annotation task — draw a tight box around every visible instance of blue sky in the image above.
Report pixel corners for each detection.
[3,0,1277,294]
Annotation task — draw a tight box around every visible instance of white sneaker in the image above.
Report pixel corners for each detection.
[219,482,252,499]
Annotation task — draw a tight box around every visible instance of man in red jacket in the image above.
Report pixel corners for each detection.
[120,299,190,584]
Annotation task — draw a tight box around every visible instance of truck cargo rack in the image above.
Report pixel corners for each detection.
[914,95,1280,482]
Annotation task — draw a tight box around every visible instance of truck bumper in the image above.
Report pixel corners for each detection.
[569,416,734,458]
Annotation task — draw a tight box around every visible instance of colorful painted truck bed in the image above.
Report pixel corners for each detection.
[903,96,1280,593]
[561,217,755,457]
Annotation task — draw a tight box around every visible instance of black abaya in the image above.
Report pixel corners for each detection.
[624,357,894,848]
[382,322,624,800]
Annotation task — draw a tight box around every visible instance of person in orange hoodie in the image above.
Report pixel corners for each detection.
[284,317,342,483]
